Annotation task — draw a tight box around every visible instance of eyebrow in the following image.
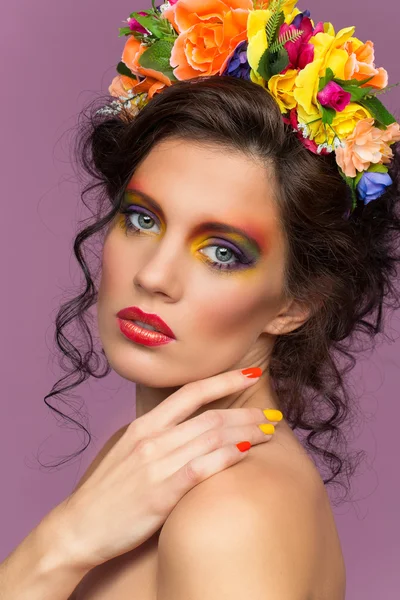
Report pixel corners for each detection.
[124,186,265,252]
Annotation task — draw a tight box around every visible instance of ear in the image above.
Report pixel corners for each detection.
[262,296,314,336]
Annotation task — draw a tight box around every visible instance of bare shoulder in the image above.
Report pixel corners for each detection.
[161,429,323,531]
[162,425,325,522]
[158,430,345,598]
[159,432,320,553]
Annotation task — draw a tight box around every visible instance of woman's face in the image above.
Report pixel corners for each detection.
[97,137,301,388]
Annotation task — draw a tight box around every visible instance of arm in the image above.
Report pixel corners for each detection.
[0,505,90,600]
[0,424,129,600]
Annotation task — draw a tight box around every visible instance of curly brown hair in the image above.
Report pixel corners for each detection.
[40,76,400,504]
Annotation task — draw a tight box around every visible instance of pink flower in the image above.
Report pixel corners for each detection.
[127,11,149,34]
[336,118,400,178]
[317,81,351,112]
[280,15,324,71]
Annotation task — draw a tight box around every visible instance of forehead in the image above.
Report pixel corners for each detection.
[129,138,281,231]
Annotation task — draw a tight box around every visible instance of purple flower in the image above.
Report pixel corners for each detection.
[222,41,251,80]
[357,171,393,204]
[317,81,351,112]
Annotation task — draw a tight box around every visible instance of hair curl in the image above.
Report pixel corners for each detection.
[40,76,400,503]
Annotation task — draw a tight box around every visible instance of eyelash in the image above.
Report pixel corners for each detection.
[119,206,256,273]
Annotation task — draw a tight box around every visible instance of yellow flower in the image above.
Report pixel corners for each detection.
[312,25,355,78]
[293,25,356,117]
[268,69,298,113]
[293,57,323,116]
[247,10,272,77]
[297,101,372,146]
[280,0,300,17]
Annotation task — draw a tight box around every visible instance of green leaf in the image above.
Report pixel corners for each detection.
[368,163,389,173]
[131,12,165,38]
[269,47,289,77]
[338,168,358,211]
[118,27,133,37]
[318,67,335,92]
[274,11,286,42]
[320,105,336,125]
[358,95,397,126]
[257,48,272,81]
[138,39,178,81]
[334,75,375,87]
[344,85,375,102]
[116,61,135,78]
[265,3,285,46]
[269,29,302,54]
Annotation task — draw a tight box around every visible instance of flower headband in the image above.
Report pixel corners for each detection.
[98,0,400,214]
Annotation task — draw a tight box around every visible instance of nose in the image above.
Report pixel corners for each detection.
[133,235,185,299]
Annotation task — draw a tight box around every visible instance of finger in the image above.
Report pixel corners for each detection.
[153,420,274,483]
[140,406,278,460]
[166,428,269,500]
[132,368,262,436]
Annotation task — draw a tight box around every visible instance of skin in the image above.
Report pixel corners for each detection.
[96,137,312,424]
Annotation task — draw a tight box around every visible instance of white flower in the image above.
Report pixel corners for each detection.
[158,2,171,14]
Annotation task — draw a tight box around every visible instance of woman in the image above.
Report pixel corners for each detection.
[2,1,400,598]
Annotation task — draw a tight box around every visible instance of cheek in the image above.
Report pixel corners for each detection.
[99,235,131,297]
[190,270,283,338]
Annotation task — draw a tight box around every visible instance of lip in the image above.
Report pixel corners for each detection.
[116,306,176,339]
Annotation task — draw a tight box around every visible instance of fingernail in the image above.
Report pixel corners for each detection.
[236,441,252,452]
[258,423,275,435]
[263,409,283,422]
[241,367,262,378]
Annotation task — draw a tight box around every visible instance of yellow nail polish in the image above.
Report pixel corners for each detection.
[263,409,283,422]
[258,423,275,435]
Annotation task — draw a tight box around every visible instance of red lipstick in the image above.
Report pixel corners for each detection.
[116,306,176,347]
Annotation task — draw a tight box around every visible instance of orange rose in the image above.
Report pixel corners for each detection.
[109,74,147,99]
[344,39,388,90]
[121,36,173,99]
[108,74,153,118]
[162,0,253,79]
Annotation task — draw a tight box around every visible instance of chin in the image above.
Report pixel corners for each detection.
[101,343,192,388]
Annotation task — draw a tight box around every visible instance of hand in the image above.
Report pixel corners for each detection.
[51,368,280,571]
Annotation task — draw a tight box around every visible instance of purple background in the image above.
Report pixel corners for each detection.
[1,1,400,597]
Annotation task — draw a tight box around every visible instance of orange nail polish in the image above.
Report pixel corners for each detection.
[236,441,252,452]
[241,367,262,378]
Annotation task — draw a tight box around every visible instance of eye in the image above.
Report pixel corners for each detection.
[121,206,161,234]
[199,243,247,271]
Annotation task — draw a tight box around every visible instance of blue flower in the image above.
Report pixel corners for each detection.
[222,40,251,80]
[357,171,393,204]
